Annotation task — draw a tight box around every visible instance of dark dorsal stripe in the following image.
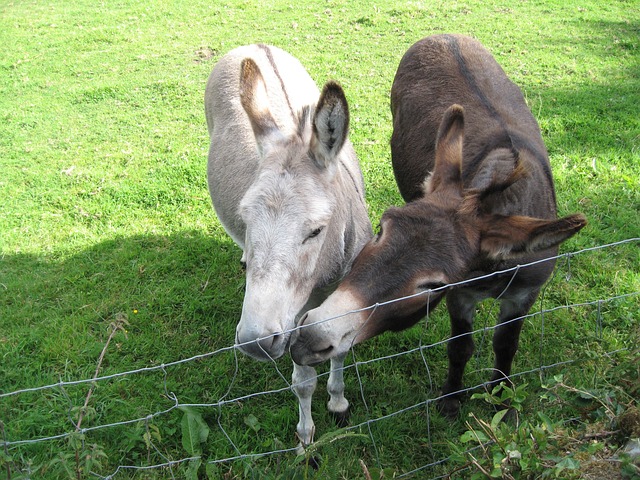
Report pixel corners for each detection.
[444,35,555,192]
[256,45,365,210]
[340,158,362,197]
[257,44,297,123]
[445,35,503,130]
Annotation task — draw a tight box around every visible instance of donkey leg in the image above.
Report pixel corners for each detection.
[439,291,478,418]
[327,352,349,427]
[292,361,317,451]
[490,291,539,388]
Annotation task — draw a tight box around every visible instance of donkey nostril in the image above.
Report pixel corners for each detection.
[316,345,334,356]
[298,313,309,327]
[236,328,288,360]
[258,333,277,350]
[271,333,283,347]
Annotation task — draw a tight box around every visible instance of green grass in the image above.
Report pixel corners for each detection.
[1,0,639,478]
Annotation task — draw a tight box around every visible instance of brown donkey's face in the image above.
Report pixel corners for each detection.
[290,105,586,366]
[290,189,472,366]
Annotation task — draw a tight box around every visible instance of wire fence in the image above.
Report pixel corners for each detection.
[1,238,638,479]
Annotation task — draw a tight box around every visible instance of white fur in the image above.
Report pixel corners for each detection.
[421,171,434,194]
[205,45,372,448]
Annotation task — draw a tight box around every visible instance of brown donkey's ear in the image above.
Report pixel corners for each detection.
[427,104,464,193]
[479,213,588,260]
[239,58,284,156]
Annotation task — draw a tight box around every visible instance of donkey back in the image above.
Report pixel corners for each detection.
[391,34,556,222]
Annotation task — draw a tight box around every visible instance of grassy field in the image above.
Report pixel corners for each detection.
[1,0,639,478]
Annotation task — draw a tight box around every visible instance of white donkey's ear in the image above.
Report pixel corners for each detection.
[239,58,284,157]
[310,81,349,169]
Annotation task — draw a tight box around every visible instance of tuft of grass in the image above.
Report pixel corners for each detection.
[1,0,639,478]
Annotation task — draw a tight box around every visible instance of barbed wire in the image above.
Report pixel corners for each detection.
[1,238,638,478]
[3,237,637,403]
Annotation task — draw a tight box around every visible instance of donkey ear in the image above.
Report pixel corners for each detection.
[239,58,284,157]
[310,81,349,169]
[467,149,528,194]
[427,104,464,193]
[480,213,587,260]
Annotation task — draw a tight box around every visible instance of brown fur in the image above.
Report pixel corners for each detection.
[290,35,586,420]
[386,35,587,416]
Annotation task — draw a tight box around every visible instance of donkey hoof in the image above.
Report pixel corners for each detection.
[304,455,321,470]
[436,397,461,419]
[331,407,350,428]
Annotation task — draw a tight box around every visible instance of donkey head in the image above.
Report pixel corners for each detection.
[235,58,354,360]
[291,104,586,366]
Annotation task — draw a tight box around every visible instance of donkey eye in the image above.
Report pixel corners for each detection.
[304,226,324,243]
[419,281,446,291]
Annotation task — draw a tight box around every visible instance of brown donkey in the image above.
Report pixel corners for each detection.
[291,34,587,418]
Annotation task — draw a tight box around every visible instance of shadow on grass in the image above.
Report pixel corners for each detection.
[539,81,639,160]
[0,231,312,478]
[0,230,246,391]
[534,17,639,154]
[535,80,640,245]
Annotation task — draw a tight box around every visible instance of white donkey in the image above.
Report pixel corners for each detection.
[205,44,372,448]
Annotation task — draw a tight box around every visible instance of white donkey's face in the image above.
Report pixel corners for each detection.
[236,149,338,359]
[234,58,352,360]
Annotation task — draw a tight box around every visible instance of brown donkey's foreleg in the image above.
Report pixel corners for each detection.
[490,290,539,387]
[438,290,479,418]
